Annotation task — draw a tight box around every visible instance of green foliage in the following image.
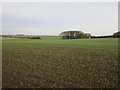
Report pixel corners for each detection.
[2,38,118,88]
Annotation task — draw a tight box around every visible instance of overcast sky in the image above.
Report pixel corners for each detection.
[1,2,118,36]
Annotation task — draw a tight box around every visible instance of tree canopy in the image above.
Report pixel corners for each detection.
[60,31,91,39]
[113,31,120,38]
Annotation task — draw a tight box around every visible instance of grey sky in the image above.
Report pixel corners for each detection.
[1,2,118,36]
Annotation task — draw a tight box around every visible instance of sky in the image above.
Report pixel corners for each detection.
[1,2,118,36]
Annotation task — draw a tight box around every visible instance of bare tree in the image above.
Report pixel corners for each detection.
[60,31,91,39]
[113,31,120,38]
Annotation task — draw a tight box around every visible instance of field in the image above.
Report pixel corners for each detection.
[1,35,60,40]
[2,38,118,88]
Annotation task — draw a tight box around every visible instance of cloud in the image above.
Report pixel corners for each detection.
[2,2,118,35]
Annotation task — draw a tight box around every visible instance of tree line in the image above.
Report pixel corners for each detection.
[2,35,41,39]
[91,31,120,38]
[60,31,91,39]
[60,31,120,39]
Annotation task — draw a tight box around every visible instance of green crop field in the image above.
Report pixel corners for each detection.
[2,38,118,88]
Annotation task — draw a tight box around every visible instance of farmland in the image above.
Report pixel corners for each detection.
[2,38,118,88]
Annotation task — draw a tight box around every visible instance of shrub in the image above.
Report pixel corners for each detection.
[29,37,41,39]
